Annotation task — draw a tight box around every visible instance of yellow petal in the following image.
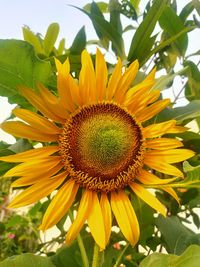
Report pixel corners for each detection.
[8,171,67,208]
[96,49,108,102]
[1,121,58,142]
[114,60,139,104]
[145,138,183,150]
[11,163,63,187]
[55,58,75,111]
[145,149,195,163]
[111,191,140,246]
[146,90,160,105]
[169,125,189,133]
[40,179,79,230]
[38,83,70,118]
[130,183,166,217]
[68,74,82,107]
[163,187,180,204]
[143,67,156,82]
[0,146,59,162]
[100,193,112,246]
[137,169,177,185]
[142,120,177,138]
[144,156,184,177]
[13,108,61,134]
[66,190,92,245]
[18,86,64,123]
[125,80,155,107]
[4,156,61,177]
[88,192,106,249]
[79,50,96,103]
[106,58,122,100]
[136,99,170,122]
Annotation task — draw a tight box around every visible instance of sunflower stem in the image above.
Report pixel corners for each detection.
[68,210,89,267]
[92,242,104,267]
[114,243,129,267]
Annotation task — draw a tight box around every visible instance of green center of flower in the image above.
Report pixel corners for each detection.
[59,103,144,191]
[79,114,134,172]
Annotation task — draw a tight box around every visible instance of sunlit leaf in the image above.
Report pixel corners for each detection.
[22,26,44,54]
[44,23,60,56]
[0,40,52,107]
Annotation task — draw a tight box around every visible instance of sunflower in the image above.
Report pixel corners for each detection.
[0,49,194,250]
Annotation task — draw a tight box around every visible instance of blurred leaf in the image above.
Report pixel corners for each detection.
[128,0,168,64]
[184,60,200,101]
[155,216,200,254]
[130,0,140,11]
[179,2,194,22]
[0,40,52,107]
[139,245,200,267]
[44,23,60,56]
[0,254,55,267]
[57,38,65,55]
[193,0,200,16]
[9,139,33,153]
[83,2,108,13]
[22,26,44,54]
[131,195,154,247]
[70,26,86,54]
[159,7,188,56]
[51,233,93,267]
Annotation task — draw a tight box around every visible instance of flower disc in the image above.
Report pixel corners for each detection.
[59,103,144,192]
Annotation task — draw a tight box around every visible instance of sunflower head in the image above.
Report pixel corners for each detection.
[0,49,195,250]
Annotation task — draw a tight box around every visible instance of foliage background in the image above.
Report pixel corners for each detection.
[0,0,200,266]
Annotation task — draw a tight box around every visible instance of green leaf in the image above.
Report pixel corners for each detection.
[157,100,200,124]
[184,60,200,101]
[75,2,125,58]
[70,26,86,54]
[51,234,93,267]
[9,139,33,153]
[193,0,200,17]
[141,27,194,66]
[83,2,108,13]
[44,23,60,56]
[128,0,168,64]
[0,253,55,267]
[139,245,200,267]
[179,2,194,22]
[152,67,188,91]
[57,38,65,55]
[183,161,200,182]
[155,216,200,254]
[22,26,44,54]
[159,7,188,56]
[109,0,124,54]
[0,40,52,107]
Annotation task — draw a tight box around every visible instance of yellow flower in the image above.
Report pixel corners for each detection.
[0,49,194,250]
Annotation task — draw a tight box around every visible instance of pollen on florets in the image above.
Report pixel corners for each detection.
[59,103,144,192]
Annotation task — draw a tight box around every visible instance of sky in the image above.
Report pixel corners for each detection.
[0,0,198,143]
